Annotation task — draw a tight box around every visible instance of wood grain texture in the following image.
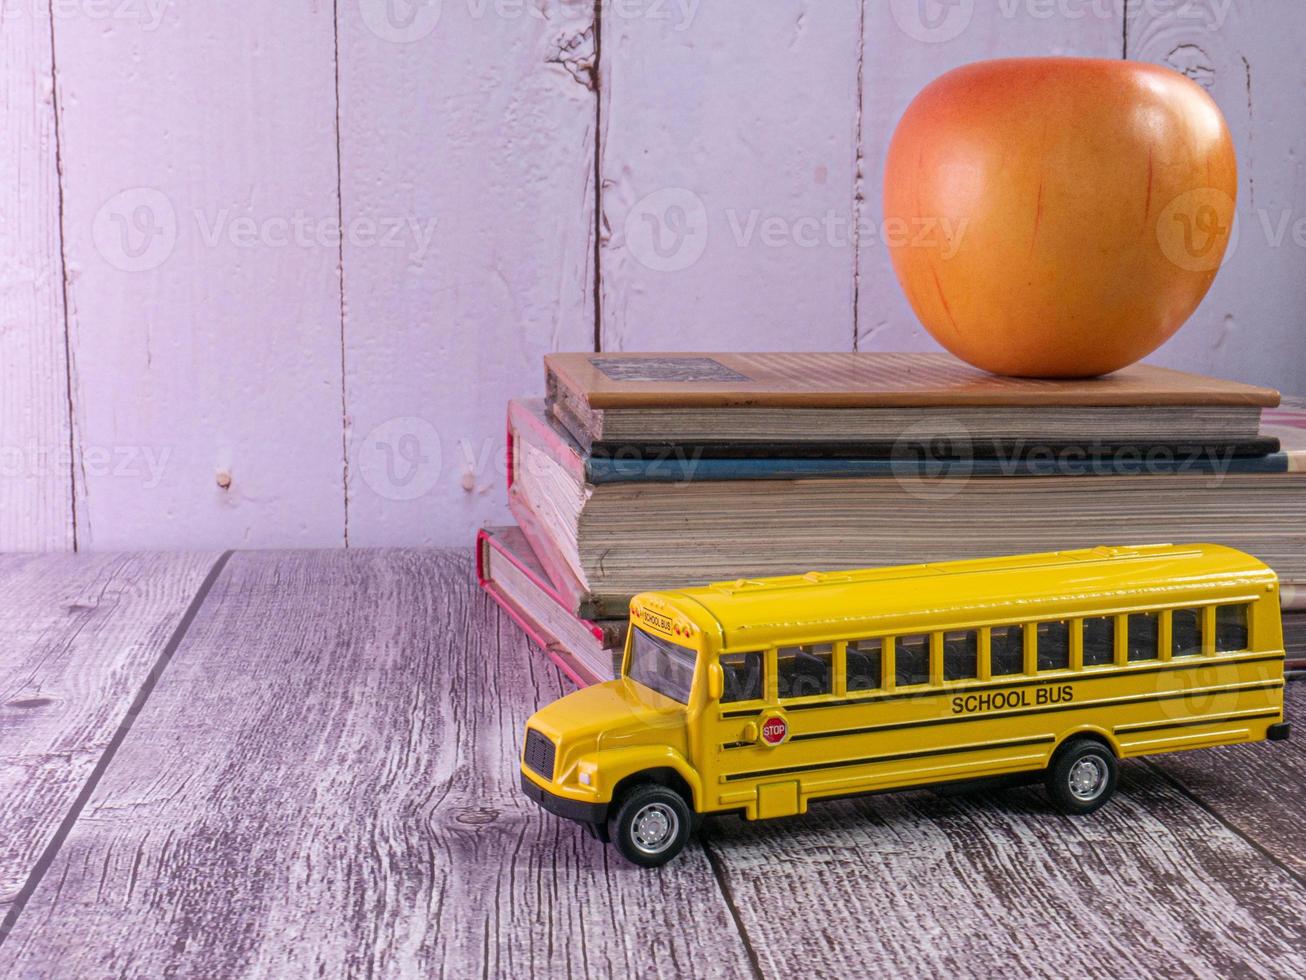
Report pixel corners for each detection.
[1149,679,1305,878]
[0,551,757,977]
[51,6,346,548]
[0,552,218,905]
[599,0,861,352]
[337,2,598,548]
[704,759,1306,977]
[1128,0,1306,394]
[0,4,74,549]
[857,3,1124,352]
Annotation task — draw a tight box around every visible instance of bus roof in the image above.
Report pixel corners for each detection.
[644,544,1275,650]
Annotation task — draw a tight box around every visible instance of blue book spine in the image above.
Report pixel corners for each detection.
[585,451,1290,485]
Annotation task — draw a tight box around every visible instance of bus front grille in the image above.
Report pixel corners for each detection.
[524,728,556,780]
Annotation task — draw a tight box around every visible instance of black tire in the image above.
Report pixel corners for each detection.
[1045,739,1118,815]
[608,784,692,868]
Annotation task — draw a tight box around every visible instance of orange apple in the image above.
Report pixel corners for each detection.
[883,58,1237,378]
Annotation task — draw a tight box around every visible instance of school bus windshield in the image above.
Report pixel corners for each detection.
[627,627,697,703]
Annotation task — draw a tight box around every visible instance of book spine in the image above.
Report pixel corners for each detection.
[505,416,515,490]
[584,451,1293,484]
[506,487,598,620]
[477,575,601,687]
[508,398,588,485]
[474,529,489,586]
[481,522,614,637]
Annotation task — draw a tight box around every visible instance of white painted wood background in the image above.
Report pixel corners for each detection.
[2,0,1303,551]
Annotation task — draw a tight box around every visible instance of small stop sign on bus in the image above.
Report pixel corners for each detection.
[760,716,787,746]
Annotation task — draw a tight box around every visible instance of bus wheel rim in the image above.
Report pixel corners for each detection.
[1068,757,1107,800]
[631,802,679,854]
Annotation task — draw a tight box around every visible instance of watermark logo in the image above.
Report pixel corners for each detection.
[192,209,438,261]
[359,0,443,43]
[624,187,709,273]
[3,0,172,31]
[888,1,1233,46]
[890,0,975,43]
[1156,187,1238,273]
[357,417,443,501]
[92,189,438,270]
[0,441,171,489]
[92,187,177,273]
[891,419,974,501]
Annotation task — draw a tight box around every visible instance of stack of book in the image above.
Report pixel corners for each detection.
[477,353,1306,684]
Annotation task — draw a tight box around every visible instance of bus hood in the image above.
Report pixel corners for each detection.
[527,677,685,746]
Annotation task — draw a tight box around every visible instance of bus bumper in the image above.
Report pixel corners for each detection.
[520,772,609,827]
[1268,722,1291,741]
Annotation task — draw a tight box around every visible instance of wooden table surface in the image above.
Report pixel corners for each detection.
[1,551,1302,978]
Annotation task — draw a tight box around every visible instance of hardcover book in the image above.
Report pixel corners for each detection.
[507,397,1306,614]
[476,525,625,685]
[545,351,1280,452]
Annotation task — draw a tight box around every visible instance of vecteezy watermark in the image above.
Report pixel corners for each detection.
[623,186,967,273]
[93,188,439,272]
[889,0,976,43]
[890,419,976,501]
[1156,187,1239,273]
[725,210,967,258]
[1256,209,1306,250]
[358,0,443,43]
[93,187,179,273]
[358,0,701,43]
[0,442,171,489]
[624,187,711,273]
[891,422,1243,501]
[890,0,1234,44]
[2,0,172,31]
[192,209,438,261]
[356,416,444,501]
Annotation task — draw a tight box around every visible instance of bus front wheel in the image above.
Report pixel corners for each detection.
[608,784,692,868]
[1045,739,1118,816]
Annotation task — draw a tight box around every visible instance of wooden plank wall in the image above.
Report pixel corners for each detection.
[4,2,1303,550]
[337,2,597,547]
[597,0,862,352]
[49,5,346,550]
[0,5,73,550]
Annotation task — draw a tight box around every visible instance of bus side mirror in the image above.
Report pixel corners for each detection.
[707,663,724,701]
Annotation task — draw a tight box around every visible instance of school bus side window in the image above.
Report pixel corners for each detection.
[895,634,930,686]
[1037,620,1070,671]
[777,644,833,699]
[943,630,978,681]
[1215,604,1249,651]
[846,638,883,692]
[720,653,763,703]
[990,625,1024,676]
[1082,616,1115,666]
[1127,612,1160,661]
[1171,608,1203,657]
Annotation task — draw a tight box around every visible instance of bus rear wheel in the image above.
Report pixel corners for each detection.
[1045,740,1118,815]
[609,784,692,868]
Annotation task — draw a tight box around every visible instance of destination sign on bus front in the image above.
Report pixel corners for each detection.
[641,609,674,635]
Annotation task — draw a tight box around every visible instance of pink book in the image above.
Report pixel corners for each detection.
[476,525,626,687]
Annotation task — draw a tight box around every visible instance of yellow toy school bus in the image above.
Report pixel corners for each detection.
[519,544,1290,866]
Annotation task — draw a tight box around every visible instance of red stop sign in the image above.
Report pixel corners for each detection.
[760,716,787,745]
